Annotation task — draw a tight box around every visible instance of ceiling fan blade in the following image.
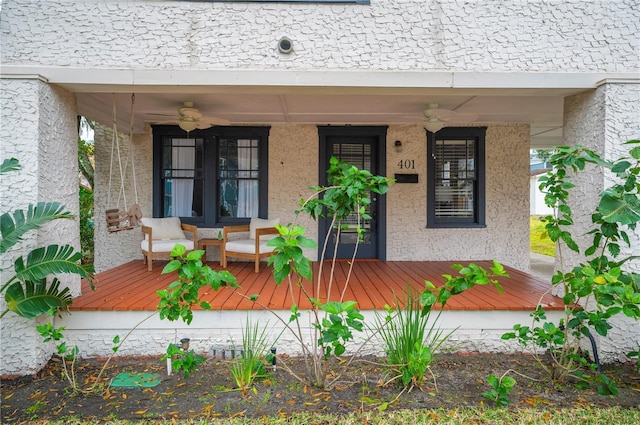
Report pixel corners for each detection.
[196,122,212,130]
[447,112,479,122]
[147,113,178,118]
[200,116,231,126]
[424,108,457,120]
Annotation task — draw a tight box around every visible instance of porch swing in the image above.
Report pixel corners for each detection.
[105,94,142,233]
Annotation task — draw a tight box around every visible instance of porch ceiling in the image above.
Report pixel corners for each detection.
[54,69,605,148]
[78,88,565,148]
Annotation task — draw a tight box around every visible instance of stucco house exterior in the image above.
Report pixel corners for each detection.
[1,0,639,376]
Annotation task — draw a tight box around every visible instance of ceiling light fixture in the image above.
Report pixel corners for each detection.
[424,118,445,133]
[178,117,198,132]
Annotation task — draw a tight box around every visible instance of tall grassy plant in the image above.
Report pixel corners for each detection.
[229,317,274,394]
[376,291,455,389]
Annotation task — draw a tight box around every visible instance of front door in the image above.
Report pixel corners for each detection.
[318,126,387,260]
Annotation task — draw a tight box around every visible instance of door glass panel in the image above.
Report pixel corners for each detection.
[162,137,204,217]
[218,138,260,218]
[331,143,372,245]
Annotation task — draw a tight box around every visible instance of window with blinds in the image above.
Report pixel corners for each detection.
[427,127,486,228]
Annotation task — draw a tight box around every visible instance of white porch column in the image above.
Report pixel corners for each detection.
[561,81,640,362]
[0,77,79,376]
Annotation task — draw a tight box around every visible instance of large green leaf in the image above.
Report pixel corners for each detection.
[13,245,94,288]
[3,278,72,319]
[598,192,640,225]
[0,158,20,174]
[1,202,75,254]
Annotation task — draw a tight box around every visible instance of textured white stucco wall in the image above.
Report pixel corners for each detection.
[267,124,319,253]
[1,0,638,73]
[93,124,154,273]
[386,124,530,271]
[560,82,640,362]
[0,78,79,376]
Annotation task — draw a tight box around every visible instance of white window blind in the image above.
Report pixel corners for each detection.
[434,139,475,218]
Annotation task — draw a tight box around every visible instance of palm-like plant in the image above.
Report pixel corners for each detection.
[0,158,94,319]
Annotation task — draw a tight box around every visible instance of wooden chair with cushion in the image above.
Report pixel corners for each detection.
[221,217,280,273]
[140,217,197,271]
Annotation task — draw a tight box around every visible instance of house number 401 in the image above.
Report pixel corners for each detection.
[397,159,415,169]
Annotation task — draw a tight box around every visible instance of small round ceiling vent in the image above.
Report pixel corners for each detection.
[278,37,293,54]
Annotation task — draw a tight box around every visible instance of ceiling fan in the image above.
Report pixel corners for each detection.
[149,101,230,132]
[422,102,478,133]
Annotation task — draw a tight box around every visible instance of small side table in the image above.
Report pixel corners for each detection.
[198,238,224,266]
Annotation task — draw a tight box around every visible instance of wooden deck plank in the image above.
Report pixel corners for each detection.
[267,281,293,310]
[73,262,156,310]
[339,262,378,309]
[72,260,564,312]
[323,262,360,305]
[349,266,387,310]
[233,266,274,310]
[210,262,256,310]
[74,263,147,307]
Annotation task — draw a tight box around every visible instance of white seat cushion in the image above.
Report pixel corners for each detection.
[140,217,186,240]
[225,239,275,254]
[141,239,195,252]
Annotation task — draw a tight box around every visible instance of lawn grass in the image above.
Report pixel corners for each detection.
[530,215,555,257]
[32,407,640,424]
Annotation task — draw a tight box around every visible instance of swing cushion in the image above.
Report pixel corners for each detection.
[140,217,186,240]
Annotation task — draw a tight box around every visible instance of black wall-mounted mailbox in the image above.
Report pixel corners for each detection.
[394,173,419,183]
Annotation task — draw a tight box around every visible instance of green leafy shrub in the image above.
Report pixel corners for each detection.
[1,157,94,319]
[265,157,392,388]
[78,136,94,263]
[157,245,238,325]
[503,140,640,392]
[482,373,516,407]
[161,343,206,379]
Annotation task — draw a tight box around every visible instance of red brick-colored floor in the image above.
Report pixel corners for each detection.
[71,259,563,312]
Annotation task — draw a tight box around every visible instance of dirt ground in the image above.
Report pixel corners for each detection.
[2,352,639,423]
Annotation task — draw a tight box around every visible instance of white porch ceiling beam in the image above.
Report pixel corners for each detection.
[3,66,637,93]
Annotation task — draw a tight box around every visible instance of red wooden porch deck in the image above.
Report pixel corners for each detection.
[71,260,564,312]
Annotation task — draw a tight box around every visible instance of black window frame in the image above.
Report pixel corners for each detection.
[427,127,486,228]
[152,125,270,228]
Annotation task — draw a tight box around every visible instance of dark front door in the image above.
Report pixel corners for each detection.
[318,126,387,260]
